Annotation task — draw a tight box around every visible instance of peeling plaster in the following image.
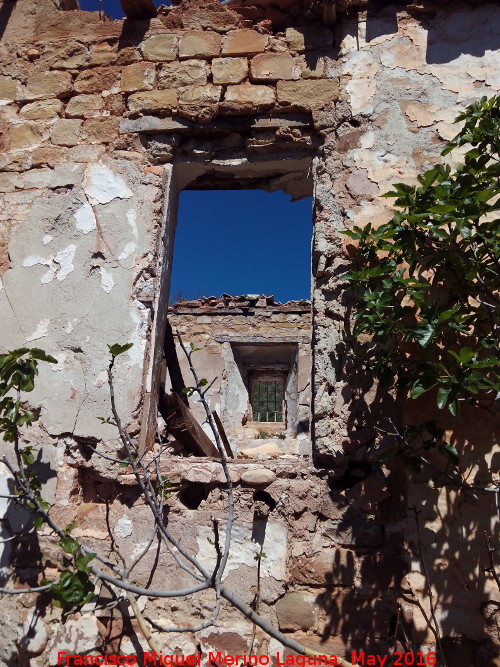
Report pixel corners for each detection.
[118,242,137,261]
[26,318,50,342]
[127,209,138,238]
[128,301,149,366]
[23,245,77,284]
[114,515,133,538]
[82,163,133,205]
[75,200,97,235]
[42,234,53,245]
[98,267,114,294]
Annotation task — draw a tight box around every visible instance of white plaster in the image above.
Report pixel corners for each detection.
[83,162,133,205]
[127,209,138,238]
[50,352,66,371]
[42,234,53,246]
[94,369,108,388]
[114,515,133,538]
[0,277,3,292]
[23,245,76,284]
[196,521,287,580]
[99,267,114,293]
[0,463,13,576]
[74,200,97,235]
[128,301,148,366]
[26,318,50,342]
[118,242,137,260]
[66,318,78,334]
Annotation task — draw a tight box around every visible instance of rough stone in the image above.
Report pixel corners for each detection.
[324,517,383,547]
[141,34,178,61]
[178,84,221,105]
[65,94,104,118]
[46,40,89,69]
[250,53,296,81]
[19,99,63,119]
[240,468,276,485]
[285,27,333,52]
[222,29,268,55]
[277,79,339,108]
[290,548,355,586]
[296,53,325,78]
[0,76,19,102]
[159,60,208,88]
[24,71,72,100]
[212,57,248,84]
[89,43,118,66]
[81,117,119,144]
[127,90,177,113]
[50,119,82,146]
[47,616,106,664]
[179,31,221,58]
[120,62,156,92]
[74,67,119,94]
[224,83,275,106]
[7,123,43,150]
[275,592,316,631]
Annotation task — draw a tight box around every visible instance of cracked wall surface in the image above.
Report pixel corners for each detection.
[0,0,499,664]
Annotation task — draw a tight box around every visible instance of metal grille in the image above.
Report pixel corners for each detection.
[251,379,284,423]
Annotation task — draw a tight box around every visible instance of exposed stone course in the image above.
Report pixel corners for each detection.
[212,57,248,84]
[224,82,275,105]
[222,29,268,55]
[141,34,178,61]
[250,52,297,81]
[179,31,221,58]
[127,89,177,112]
[24,71,72,100]
[159,60,208,88]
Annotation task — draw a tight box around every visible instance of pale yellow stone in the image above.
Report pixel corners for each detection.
[211,57,247,84]
[46,40,89,69]
[222,29,268,56]
[65,94,104,118]
[120,62,156,92]
[224,82,275,105]
[8,124,43,150]
[127,89,177,113]
[141,34,177,62]
[277,79,339,107]
[19,99,63,120]
[179,31,221,58]
[285,27,333,53]
[89,44,118,66]
[0,76,18,102]
[250,52,296,81]
[25,71,72,101]
[178,84,221,105]
[81,117,119,144]
[51,119,82,146]
[159,60,207,88]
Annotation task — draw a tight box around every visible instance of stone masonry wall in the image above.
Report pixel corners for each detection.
[0,0,499,665]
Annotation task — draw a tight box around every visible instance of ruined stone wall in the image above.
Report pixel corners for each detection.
[0,0,499,665]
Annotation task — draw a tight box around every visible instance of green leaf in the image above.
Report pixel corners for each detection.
[107,343,133,357]
[436,385,452,410]
[60,535,80,555]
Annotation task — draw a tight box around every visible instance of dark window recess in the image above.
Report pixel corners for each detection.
[251,379,284,423]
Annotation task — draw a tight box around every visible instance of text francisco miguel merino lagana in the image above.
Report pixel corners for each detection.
[57,652,397,666]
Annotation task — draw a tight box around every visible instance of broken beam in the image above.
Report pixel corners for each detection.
[159,392,220,458]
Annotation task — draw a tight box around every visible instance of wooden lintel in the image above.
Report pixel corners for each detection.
[120,0,157,19]
[159,392,220,458]
[212,411,234,459]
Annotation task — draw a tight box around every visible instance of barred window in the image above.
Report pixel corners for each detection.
[251,378,284,423]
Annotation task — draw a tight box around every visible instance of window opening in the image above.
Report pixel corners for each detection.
[251,376,284,423]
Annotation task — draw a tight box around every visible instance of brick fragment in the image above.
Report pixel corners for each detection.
[127,89,177,113]
[211,57,247,84]
[179,31,221,58]
[141,34,177,61]
[159,60,207,88]
[222,30,268,56]
[250,52,296,81]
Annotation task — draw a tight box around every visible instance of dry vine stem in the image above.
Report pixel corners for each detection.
[1,342,356,667]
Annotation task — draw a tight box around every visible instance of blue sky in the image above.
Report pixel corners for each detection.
[170,190,313,303]
[79,0,165,18]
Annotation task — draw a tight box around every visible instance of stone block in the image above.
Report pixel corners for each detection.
[324,517,383,547]
[222,29,268,55]
[285,27,333,52]
[74,67,119,94]
[47,40,89,68]
[65,94,104,118]
[81,117,119,144]
[120,62,156,92]
[127,89,177,113]
[89,43,118,66]
[277,79,339,108]
[211,57,248,84]
[275,592,316,631]
[178,84,221,105]
[240,468,276,485]
[0,76,18,102]
[290,548,355,586]
[296,52,325,78]
[141,34,178,61]
[250,52,296,81]
[51,119,82,146]
[25,71,72,100]
[32,146,69,167]
[0,173,18,193]
[19,99,63,120]
[159,60,207,88]
[179,31,221,58]
[8,123,43,150]
[224,83,275,106]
